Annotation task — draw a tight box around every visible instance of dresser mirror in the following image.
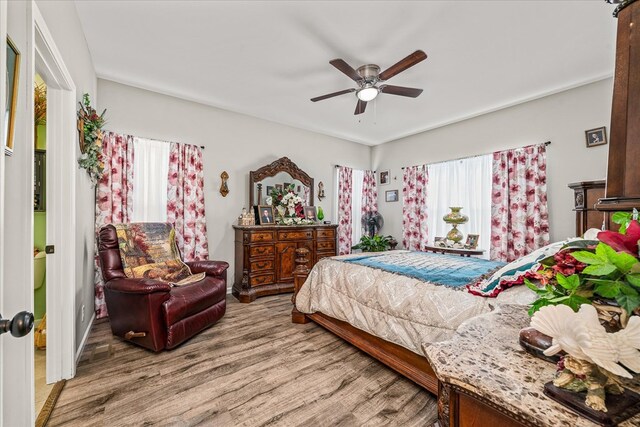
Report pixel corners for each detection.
[249,157,314,207]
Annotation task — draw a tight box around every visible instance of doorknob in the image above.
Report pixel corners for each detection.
[0,311,34,337]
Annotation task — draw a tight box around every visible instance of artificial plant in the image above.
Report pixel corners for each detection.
[77,93,107,185]
[352,235,392,252]
[526,217,640,318]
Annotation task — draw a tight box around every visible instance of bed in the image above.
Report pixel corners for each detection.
[291,249,540,394]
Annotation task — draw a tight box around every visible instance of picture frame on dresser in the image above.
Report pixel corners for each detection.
[255,205,274,225]
[304,206,317,222]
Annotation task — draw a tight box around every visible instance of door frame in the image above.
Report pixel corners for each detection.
[0,0,8,423]
[32,2,77,383]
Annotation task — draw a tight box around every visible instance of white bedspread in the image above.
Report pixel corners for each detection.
[295,252,535,355]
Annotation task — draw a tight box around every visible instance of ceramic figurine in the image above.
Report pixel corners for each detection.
[531,304,640,411]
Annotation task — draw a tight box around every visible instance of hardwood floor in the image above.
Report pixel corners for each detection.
[48,295,437,426]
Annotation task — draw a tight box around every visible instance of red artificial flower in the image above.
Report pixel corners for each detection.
[597,220,640,257]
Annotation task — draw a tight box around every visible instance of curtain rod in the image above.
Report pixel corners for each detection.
[104,129,204,150]
[400,141,550,170]
[335,165,376,173]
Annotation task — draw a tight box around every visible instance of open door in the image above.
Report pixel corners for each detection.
[1,2,77,424]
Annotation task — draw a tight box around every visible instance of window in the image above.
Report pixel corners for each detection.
[131,137,171,222]
[426,154,492,256]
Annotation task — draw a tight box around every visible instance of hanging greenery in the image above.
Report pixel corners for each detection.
[77,93,107,185]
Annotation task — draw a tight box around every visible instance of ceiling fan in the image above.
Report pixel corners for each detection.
[311,50,427,115]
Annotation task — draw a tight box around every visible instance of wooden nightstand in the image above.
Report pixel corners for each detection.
[423,246,484,257]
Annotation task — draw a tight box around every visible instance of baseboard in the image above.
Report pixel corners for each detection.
[75,312,95,365]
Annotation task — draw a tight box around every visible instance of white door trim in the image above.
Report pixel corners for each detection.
[32,2,77,382]
[0,0,8,423]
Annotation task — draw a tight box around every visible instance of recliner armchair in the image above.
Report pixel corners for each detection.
[98,224,228,351]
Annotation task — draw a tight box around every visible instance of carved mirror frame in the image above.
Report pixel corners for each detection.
[249,157,314,207]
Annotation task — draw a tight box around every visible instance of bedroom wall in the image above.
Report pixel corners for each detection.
[372,78,613,246]
[36,0,98,353]
[97,78,371,289]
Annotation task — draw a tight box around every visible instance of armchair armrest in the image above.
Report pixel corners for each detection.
[186,260,229,278]
[105,277,172,294]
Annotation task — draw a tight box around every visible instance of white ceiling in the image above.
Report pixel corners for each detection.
[74,1,618,146]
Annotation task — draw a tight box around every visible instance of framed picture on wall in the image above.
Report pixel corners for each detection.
[379,170,390,185]
[4,36,21,156]
[385,190,399,202]
[585,126,607,148]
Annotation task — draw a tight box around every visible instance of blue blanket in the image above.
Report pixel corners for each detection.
[343,251,506,289]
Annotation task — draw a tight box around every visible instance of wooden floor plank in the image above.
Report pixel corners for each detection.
[48,295,436,426]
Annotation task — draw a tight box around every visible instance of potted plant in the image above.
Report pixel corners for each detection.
[525,219,640,323]
[351,235,392,252]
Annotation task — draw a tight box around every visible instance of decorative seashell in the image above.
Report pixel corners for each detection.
[531,304,640,379]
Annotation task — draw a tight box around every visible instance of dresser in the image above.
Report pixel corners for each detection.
[232,224,338,303]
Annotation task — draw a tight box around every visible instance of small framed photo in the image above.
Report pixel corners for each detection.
[303,206,317,222]
[255,205,275,225]
[385,190,399,202]
[266,185,274,196]
[275,184,283,191]
[465,234,479,249]
[585,126,607,148]
[379,170,390,185]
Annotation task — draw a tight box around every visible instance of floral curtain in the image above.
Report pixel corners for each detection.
[402,165,429,251]
[337,166,353,255]
[167,143,209,262]
[94,131,135,318]
[490,143,549,262]
[361,170,378,215]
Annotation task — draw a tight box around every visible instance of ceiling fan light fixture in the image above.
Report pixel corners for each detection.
[357,86,379,102]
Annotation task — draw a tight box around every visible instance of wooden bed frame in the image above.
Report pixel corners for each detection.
[290,248,535,426]
[290,248,439,395]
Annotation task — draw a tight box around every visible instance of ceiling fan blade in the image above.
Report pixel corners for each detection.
[354,99,367,115]
[330,59,363,83]
[379,84,423,98]
[378,50,427,81]
[310,88,356,102]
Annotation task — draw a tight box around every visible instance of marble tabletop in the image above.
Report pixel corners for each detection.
[423,304,640,427]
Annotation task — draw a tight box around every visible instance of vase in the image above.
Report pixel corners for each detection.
[443,207,468,243]
[317,206,325,221]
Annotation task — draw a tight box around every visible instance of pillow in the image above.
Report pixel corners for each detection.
[113,223,205,286]
[467,240,569,297]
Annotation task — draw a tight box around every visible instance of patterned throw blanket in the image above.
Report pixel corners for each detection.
[113,223,205,286]
[343,251,506,289]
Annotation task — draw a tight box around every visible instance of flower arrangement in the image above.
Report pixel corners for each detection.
[526,215,640,320]
[270,184,314,225]
[77,93,107,185]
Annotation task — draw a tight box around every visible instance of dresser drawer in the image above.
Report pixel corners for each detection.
[316,228,335,239]
[316,240,335,251]
[250,274,275,287]
[250,259,274,272]
[248,231,274,242]
[278,230,313,241]
[249,245,274,258]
